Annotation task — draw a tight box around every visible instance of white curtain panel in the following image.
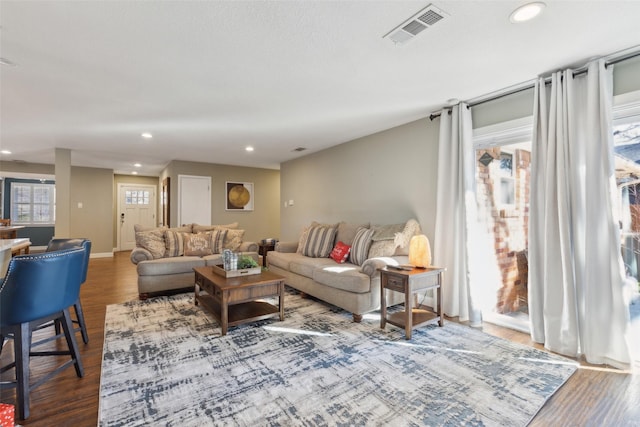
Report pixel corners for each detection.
[529,60,631,369]
[433,103,482,326]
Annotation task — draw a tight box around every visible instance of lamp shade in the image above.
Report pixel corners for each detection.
[408,234,431,268]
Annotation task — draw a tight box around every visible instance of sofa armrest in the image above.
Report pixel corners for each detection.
[130,247,154,264]
[275,241,298,253]
[239,241,258,252]
[360,256,409,278]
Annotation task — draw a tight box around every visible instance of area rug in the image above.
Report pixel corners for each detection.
[99,291,577,427]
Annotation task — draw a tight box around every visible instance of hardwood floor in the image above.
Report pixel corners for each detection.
[1,251,639,426]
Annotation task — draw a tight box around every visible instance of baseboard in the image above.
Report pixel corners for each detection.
[90,252,114,258]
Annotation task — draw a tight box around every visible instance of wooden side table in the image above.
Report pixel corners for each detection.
[258,242,276,267]
[379,266,445,339]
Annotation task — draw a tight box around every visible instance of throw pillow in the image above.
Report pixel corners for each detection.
[367,239,398,258]
[370,223,405,241]
[329,241,351,264]
[296,221,337,254]
[349,227,375,266]
[210,229,228,254]
[134,230,166,259]
[394,219,422,256]
[302,226,337,258]
[192,222,239,233]
[184,232,214,256]
[223,229,245,251]
[335,222,370,246]
[164,230,188,257]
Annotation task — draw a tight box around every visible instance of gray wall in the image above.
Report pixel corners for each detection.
[279,55,640,243]
[280,117,440,242]
[161,160,280,243]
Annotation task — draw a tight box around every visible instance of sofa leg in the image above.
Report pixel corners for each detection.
[352,314,363,323]
[299,292,308,299]
[139,293,149,301]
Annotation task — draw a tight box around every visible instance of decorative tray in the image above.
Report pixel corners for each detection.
[211,264,261,278]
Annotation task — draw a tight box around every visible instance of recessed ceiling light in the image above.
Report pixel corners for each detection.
[510,2,545,23]
[245,146,254,152]
[134,163,142,167]
[131,171,138,175]
[141,132,153,139]
[0,150,11,155]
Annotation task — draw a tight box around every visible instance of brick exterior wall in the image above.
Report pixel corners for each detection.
[476,148,530,314]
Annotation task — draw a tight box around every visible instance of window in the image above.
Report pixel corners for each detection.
[11,182,56,225]
[125,190,150,205]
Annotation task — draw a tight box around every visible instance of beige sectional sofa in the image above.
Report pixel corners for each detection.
[267,219,421,322]
[130,222,259,298]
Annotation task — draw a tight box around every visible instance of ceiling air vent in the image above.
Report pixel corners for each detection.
[384,4,448,45]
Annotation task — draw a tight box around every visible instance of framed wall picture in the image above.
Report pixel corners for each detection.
[225,182,254,211]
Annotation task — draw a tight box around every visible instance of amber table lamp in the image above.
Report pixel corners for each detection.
[408,234,431,268]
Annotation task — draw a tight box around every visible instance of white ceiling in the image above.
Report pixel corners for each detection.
[1,1,640,176]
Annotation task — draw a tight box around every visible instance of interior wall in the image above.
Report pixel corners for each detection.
[70,166,114,255]
[112,174,160,248]
[280,117,439,242]
[162,161,280,243]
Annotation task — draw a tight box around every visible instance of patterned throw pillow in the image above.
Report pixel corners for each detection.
[329,241,351,264]
[210,229,227,254]
[164,230,187,257]
[135,230,166,259]
[349,227,375,266]
[184,232,214,256]
[223,229,245,251]
[302,226,337,258]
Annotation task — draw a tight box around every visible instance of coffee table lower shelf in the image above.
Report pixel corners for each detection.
[196,293,281,327]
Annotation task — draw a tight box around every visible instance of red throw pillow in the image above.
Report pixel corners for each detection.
[329,241,351,264]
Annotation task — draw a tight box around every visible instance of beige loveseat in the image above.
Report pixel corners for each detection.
[267,219,421,322]
[130,222,259,299]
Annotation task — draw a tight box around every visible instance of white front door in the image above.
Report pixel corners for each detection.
[118,184,156,251]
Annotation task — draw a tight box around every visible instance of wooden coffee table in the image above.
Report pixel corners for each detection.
[193,266,285,335]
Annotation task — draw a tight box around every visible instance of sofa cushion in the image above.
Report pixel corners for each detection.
[335,222,370,246]
[349,227,374,266]
[302,226,337,258]
[223,229,245,251]
[192,222,239,233]
[266,250,299,270]
[289,256,335,278]
[329,241,351,264]
[137,256,205,276]
[312,264,371,293]
[135,230,166,259]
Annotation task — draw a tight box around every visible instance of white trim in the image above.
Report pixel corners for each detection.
[90,251,114,258]
[613,89,640,124]
[473,116,533,148]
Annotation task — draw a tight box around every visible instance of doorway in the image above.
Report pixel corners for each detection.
[117,184,157,251]
[475,141,532,332]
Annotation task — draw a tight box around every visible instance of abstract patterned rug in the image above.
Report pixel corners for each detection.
[99,291,577,426]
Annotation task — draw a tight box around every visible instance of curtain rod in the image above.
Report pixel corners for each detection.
[429,48,640,121]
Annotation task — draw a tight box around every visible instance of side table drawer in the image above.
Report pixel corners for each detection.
[384,274,406,292]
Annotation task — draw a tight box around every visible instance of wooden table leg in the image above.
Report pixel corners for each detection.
[437,272,444,326]
[405,282,412,340]
[380,275,387,329]
[221,291,229,336]
[278,281,285,321]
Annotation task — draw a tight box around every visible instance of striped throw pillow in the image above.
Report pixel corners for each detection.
[302,226,337,258]
[210,229,227,254]
[164,230,187,257]
[349,227,375,266]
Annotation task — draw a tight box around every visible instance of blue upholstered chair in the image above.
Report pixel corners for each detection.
[45,238,92,344]
[0,248,86,420]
